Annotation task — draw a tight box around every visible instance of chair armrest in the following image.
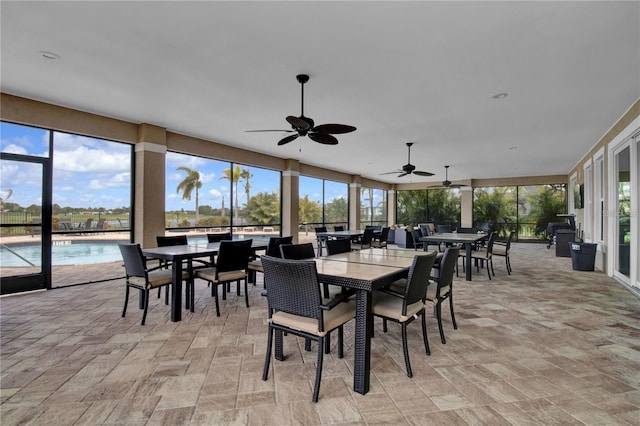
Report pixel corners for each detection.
[493,241,507,246]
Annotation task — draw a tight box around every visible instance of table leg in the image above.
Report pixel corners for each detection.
[171,258,183,322]
[316,237,323,257]
[353,289,372,395]
[465,243,473,281]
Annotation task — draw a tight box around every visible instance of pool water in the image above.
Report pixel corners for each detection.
[0,235,271,267]
[1,240,129,266]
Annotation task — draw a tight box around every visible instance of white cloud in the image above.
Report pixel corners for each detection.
[208,188,222,197]
[1,144,28,155]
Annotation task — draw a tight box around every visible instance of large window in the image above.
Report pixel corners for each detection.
[360,187,387,227]
[299,176,348,231]
[474,184,565,239]
[166,153,281,237]
[1,122,133,290]
[474,186,517,237]
[396,188,460,227]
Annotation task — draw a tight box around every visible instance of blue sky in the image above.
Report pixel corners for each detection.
[1,122,358,212]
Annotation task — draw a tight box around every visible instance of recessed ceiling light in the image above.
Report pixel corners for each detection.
[39,51,60,60]
[492,93,508,99]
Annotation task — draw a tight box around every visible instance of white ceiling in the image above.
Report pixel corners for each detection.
[1,1,638,186]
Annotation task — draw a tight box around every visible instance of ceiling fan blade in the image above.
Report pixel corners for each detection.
[308,132,338,145]
[245,129,294,133]
[311,123,356,134]
[277,134,299,146]
[397,173,408,178]
[413,170,435,177]
[380,170,403,175]
[286,115,310,130]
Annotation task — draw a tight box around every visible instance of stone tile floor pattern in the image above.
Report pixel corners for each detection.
[1,243,639,425]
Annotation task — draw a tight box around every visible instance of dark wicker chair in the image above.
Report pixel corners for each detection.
[194,239,253,316]
[247,236,294,285]
[280,242,316,260]
[373,252,437,377]
[206,232,231,243]
[469,231,497,280]
[435,224,452,233]
[333,225,344,232]
[351,227,374,251]
[371,226,390,249]
[411,229,425,251]
[428,246,460,344]
[155,235,189,305]
[261,256,355,403]
[118,243,190,325]
[325,237,352,255]
[492,230,515,274]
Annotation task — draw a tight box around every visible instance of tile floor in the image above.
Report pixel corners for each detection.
[1,243,639,425]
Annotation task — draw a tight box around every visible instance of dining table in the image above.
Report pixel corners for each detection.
[419,232,488,281]
[316,247,422,395]
[142,240,267,322]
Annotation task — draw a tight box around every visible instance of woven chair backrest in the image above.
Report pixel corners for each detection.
[280,243,316,260]
[326,237,351,255]
[486,232,498,253]
[207,232,232,243]
[266,236,294,258]
[361,228,375,245]
[261,256,323,325]
[403,252,437,311]
[436,224,452,233]
[379,227,390,241]
[216,239,253,273]
[156,235,188,247]
[314,226,327,234]
[118,243,147,278]
[333,225,344,232]
[436,246,460,289]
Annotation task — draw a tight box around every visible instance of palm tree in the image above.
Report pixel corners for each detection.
[220,165,241,221]
[240,169,253,204]
[176,166,202,225]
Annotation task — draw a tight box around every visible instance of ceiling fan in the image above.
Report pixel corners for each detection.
[427,165,463,188]
[246,74,356,146]
[380,142,434,178]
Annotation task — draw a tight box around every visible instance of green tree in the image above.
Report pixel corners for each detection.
[299,195,322,225]
[325,196,348,223]
[245,191,280,224]
[473,186,517,236]
[220,165,241,221]
[522,185,566,237]
[176,166,202,225]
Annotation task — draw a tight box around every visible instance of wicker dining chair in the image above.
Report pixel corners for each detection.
[194,239,253,316]
[155,235,188,304]
[261,256,355,403]
[371,226,390,249]
[492,230,515,275]
[325,237,352,255]
[428,246,460,344]
[118,243,191,325]
[351,227,374,251]
[373,252,437,377]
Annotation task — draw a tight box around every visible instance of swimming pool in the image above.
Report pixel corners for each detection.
[0,234,272,266]
[1,240,129,266]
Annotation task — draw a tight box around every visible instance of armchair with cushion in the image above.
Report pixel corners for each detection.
[118,243,191,325]
[492,230,515,274]
[194,239,253,317]
[371,226,390,249]
[261,256,355,402]
[428,246,460,343]
[373,252,437,377]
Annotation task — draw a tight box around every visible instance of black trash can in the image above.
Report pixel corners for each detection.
[570,242,597,271]
[555,229,575,257]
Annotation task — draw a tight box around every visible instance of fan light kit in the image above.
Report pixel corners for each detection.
[247,74,356,146]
